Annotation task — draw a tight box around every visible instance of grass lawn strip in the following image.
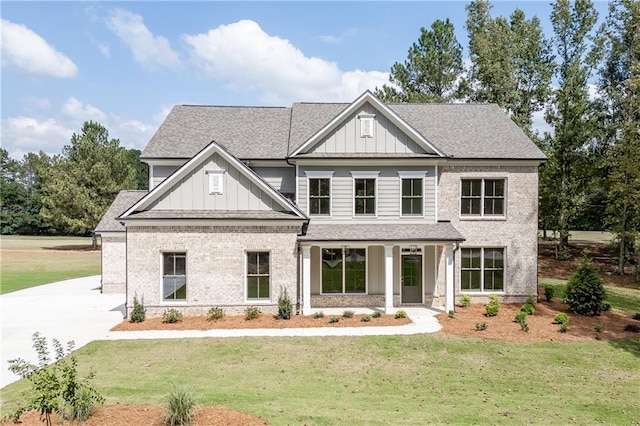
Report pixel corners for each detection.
[540,279,640,313]
[1,335,638,425]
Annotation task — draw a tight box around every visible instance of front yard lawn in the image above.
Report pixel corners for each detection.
[540,279,640,313]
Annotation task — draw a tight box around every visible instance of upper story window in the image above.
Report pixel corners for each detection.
[206,170,224,195]
[354,178,376,215]
[309,178,330,215]
[359,114,375,138]
[401,177,423,216]
[461,179,505,217]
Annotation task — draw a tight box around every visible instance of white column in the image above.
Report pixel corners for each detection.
[445,245,455,312]
[384,245,394,314]
[302,246,311,315]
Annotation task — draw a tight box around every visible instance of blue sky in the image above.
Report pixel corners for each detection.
[1,1,609,159]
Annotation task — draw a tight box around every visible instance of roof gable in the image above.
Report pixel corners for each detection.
[121,140,306,219]
[289,91,446,158]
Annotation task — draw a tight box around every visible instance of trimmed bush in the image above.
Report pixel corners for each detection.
[559,323,569,333]
[361,315,371,322]
[553,313,569,326]
[277,288,293,320]
[313,311,325,319]
[448,310,456,318]
[460,294,472,307]
[162,309,183,324]
[485,304,499,317]
[244,306,261,320]
[475,322,488,331]
[544,285,555,302]
[525,295,537,305]
[488,294,501,305]
[515,311,528,325]
[520,303,535,315]
[623,324,640,333]
[601,302,611,312]
[206,307,225,321]
[342,310,355,318]
[395,310,408,319]
[329,316,340,324]
[565,259,605,316]
[165,386,195,426]
[372,311,382,318]
[130,293,146,323]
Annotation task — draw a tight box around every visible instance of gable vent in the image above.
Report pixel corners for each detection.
[359,114,375,138]
[206,170,224,194]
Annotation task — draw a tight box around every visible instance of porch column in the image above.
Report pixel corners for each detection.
[302,246,311,315]
[445,244,455,312]
[384,245,394,314]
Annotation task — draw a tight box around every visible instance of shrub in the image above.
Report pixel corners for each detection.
[544,285,555,302]
[553,313,569,326]
[521,323,530,332]
[244,306,261,320]
[594,324,603,333]
[485,304,499,317]
[448,310,456,319]
[277,288,293,320]
[313,311,325,319]
[520,303,535,315]
[514,311,528,325]
[7,333,104,426]
[206,307,225,321]
[372,311,382,318]
[162,309,183,324]
[601,302,611,312]
[130,293,146,323]
[488,294,501,306]
[525,295,537,305]
[460,294,472,307]
[329,316,340,323]
[165,386,195,426]
[623,324,640,333]
[633,313,640,321]
[559,323,569,333]
[565,259,605,316]
[475,322,488,331]
[395,310,408,319]
[361,315,371,322]
[342,310,355,318]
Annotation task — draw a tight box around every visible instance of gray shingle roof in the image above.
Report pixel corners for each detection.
[298,222,465,242]
[141,98,545,161]
[95,190,147,232]
[123,210,304,220]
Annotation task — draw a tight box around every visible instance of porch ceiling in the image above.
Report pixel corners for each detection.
[298,221,464,243]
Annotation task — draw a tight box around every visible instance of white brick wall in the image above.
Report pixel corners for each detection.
[100,235,126,294]
[126,225,299,317]
[437,165,539,301]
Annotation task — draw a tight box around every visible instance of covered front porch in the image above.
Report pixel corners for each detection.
[298,222,464,315]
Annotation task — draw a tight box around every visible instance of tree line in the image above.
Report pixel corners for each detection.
[376,0,639,275]
[1,121,147,236]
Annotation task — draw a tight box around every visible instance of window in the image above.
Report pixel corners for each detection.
[321,248,366,294]
[401,178,423,215]
[461,179,505,216]
[206,170,224,195]
[309,178,330,215]
[461,248,504,292]
[354,178,376,215]
[163,252,186,301]
[359,115,375,138]
[246,252,270,300]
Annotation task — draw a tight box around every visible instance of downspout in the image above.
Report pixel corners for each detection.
[124,222,129,320]
[296,243,301,315]
[452,241,460,311]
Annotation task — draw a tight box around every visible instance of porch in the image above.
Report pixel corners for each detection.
[298,222,465,315]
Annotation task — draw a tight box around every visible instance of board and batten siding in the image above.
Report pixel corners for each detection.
[250,166,296,193]
[149,153,281,211]
[308,102,432,155]
[151,165,180,189]
[298,165,436,221]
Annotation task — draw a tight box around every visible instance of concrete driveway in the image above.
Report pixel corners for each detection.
[0,276,125,388]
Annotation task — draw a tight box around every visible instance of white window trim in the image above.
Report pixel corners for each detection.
[399,175,425,218]
[459,178,507,220]
[358,114,375,138]
[459,247,507,294]
[304,171,335,179]
[319,246,368,295]
[351,173,378,217]
[244,250,272,304]
[206,170,224,195]
[160,251,188,305]
[306,173,333,217]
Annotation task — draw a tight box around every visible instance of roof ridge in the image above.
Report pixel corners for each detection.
[177,104,290,109]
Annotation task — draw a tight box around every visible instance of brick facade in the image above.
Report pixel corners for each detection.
[437,165,539,302]
[100,234,127,294]
[125,225,300,317]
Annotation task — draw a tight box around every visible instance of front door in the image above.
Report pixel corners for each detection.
[401,254,422,303]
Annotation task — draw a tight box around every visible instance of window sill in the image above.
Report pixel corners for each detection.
[319,293,368,296]
[161,300,188,305]
[460,291,506,294]
[459,216,506,221]
[245,299,272,304]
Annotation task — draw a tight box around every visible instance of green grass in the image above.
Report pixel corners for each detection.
[539,230,615,243]
[1,335,638,424]
[540,279,640,313]
[0,235,100,294]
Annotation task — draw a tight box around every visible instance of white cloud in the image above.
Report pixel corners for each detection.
[0,18,78,78]
[62,97,107,122]
[106,9,180,69]
[1,117,74,156]
[317,28,358,44]
[22,97,52,111]
[98,43,110,58]
[183,20,388,104]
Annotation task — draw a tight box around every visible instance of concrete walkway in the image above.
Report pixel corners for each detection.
[1,276,442,388]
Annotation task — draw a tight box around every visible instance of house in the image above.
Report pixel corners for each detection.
[95,91,545,317]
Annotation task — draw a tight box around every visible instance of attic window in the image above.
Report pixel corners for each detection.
[359,114,375,138]
[206,170,224,194]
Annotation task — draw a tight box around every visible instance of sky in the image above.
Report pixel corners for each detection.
[1,1,610,159]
